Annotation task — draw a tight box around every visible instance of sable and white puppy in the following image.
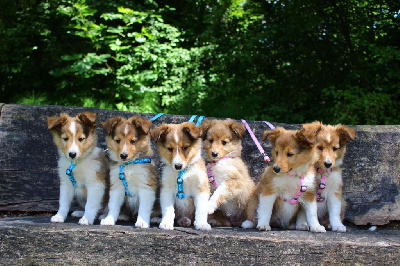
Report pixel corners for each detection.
[100,116,158,228]
[151,122,211,230]
[47,112,109,225]
[242,127,326,232]
[301,121,355,232]
[201,119,255,227]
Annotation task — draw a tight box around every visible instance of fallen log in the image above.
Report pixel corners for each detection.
[0,103,399,225]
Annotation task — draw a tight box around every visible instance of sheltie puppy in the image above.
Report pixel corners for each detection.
[242,127,326,232]
[201,119,255,227]
[151,122,211,230]
[100,116,158,228]
[47,112,109,225]
[301,121,355,232]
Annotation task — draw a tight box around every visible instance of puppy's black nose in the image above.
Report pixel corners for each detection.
[211,152,218,158]
[120,154,128,160]
[175,164,183,170]
[69,152,76,159]
[273,166,281,173]
[324,162,332,168]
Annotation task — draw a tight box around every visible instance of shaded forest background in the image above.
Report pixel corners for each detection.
[1,0,399,124]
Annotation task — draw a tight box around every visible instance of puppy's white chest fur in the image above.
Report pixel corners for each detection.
[58,147,103,187]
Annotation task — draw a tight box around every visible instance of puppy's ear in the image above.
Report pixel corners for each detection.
[129,116,152,135]
[229,121,246,139]
[47,114,68,131]
[102,117,122,136]
[77,112,97,129]
[151,124,170,142]
[262,127,284,146]
[182,122,202,140]
[336,125,355,147]
[296,128,316,149]
[302,121,323,136]
[200,120,212,140]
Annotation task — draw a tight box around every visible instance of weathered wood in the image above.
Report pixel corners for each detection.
[0,217,399,265]
[0,104,399,225]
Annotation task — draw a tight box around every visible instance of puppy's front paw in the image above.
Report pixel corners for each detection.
[256,223,271,231]
[135,217,150,229]
[78,216,90,225]
[178,217,192,227]
[296,224,309,231]
[150,217,162,224]
[241,220,254,229]
[194,222,211,231]
[100,216,115,226]
[332,225,347,233]
[311,225,326,233]
[159,220,174,230]
[117,214,130,222]
[50,214,65,223]
[71,210,84,218]
[208,203,217,215]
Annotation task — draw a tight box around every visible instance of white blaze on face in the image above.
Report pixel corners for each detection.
[171,129,185,170]
[68,120,80,159]
[327,133,331,143]
[325,156,332,166]
[121,124,129,156]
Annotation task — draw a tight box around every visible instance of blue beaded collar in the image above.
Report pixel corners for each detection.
[66,161,78,187]
[176,169,186,199]
[119,157,152,197]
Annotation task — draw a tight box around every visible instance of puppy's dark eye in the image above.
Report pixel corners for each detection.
[78,137,84,142]
[333,147,338,151]
[116,140,121,144]
[318,146,324,151]
[130,140,136,144]
[276,151,279,155]
[168,147,173,152]
[287,152,294,157]
[222,141,227,145]
[182,147,188,151]
[209,139,214,143]
[63,137,69,142]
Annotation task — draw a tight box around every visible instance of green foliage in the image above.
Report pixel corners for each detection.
[1,0,399,125]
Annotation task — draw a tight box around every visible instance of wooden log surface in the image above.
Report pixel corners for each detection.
[0,103,399,225]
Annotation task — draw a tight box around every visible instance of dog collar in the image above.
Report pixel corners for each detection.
[316,167,333,202]
[279,173,307,204]
[66,161,78,187]
[119,157,152,197]
[206,156,229,189]
[176,169,186,199]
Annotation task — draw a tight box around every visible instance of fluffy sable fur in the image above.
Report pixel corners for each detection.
[242,127,326,232]
[100,116,158,228]
[47,112,109,225]
[201,119,255,227]
[301,121,355,232]
[151,122,211,230]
